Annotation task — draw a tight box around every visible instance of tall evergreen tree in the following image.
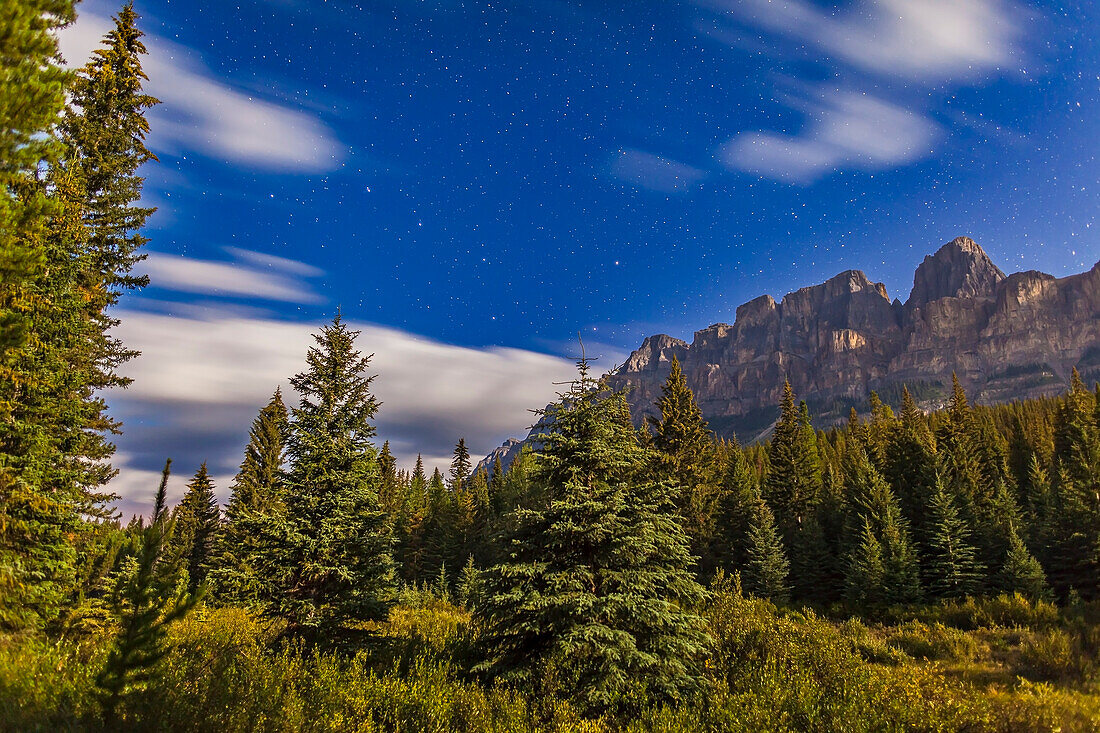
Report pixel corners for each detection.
[449,438,472,493]
[998,524,1049,601]
[208,389,287,603]
[249,316,395,635]
[923,479,983,599]
[741,497,790,604]
[843,445,921,606]
[885,387,939,548]
[763,381,822,598]
[647,356,720,568]
[475,360,710,714]
[168,464,219,595]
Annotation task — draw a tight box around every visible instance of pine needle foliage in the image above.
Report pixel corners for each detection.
[249,316,396,636]
[474,358,710,715]
[96,460,199,727]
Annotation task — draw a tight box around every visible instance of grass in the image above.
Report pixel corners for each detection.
[4,587,1100,731]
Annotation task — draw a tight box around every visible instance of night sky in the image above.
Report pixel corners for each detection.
[60,0,1100,513]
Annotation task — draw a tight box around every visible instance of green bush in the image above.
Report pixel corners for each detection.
[886,621,983,663]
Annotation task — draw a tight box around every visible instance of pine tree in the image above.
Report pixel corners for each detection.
[250,316,395,635]
[647,356,720,569]
[208,389,287,603]
[169,464,220,595]
[60,2,157,302]
[458,554,481,609]
[450,438,472,492]
[843,445,922,606]
[845,519,887,608]
[0,0,85,631]
[474,360,710,714]
[378,440,400,515]
[710,438,758,574]
[742,498,790,604]
[998,525,1049,601]
[885,387,939,548]
[96,460,199,727]
[763,382,822,599]
[923,479,983,599]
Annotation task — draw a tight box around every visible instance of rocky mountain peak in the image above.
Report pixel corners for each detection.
[622,333,688,373]
[906,236,1005,309]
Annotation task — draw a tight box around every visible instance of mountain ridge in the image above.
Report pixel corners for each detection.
[479,237,1100,471]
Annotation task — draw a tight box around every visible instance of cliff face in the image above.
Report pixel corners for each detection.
[608,237,1100,440]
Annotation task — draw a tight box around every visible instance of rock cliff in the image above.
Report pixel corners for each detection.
[607,237,1100,440]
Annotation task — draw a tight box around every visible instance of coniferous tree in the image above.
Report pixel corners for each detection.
[647,356,720,555]
[923,479,983,599]
[450,438,472,492]
[250,316,395,635]
[378,440,400,516]
[845,519,887,608]
[475,360,709,714]
[885,387,939,548]
[169,463,219,595]
[998,524,1049,601]
[0,0,84,631]
[710,438,759,574]
[764,381,823,599]
[843,445,921,606]
[96,460,199,726]
[742,497,790,604]
[208,389,287,603]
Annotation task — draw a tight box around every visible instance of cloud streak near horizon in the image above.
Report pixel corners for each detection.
[108,302,583,516]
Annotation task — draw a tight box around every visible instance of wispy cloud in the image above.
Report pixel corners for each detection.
[696,0,1027,184]
[609,149,706,194]
[58,8,343,172]
[108,307,584,513]
[699,0,1025,81]
[140,248,324,303]
[720,91,940,184]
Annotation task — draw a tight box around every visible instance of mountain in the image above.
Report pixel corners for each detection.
[606,236,1100,441]
[478,237,1100,468]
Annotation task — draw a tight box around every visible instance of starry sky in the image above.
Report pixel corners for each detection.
[60,0,1100,513]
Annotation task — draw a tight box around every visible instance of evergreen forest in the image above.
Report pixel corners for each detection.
[5,4,1100,731]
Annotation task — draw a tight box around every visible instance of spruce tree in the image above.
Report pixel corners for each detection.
[208,389,287,603]
[250,316,395,635]
[763,381,822,598]
[885,387,939,549]
[843,445,922,606]
[742,497,790,604]
[96,460,199,726]
[474,360,710,714]
[450,438,472,492]
[647,356,720,569]
[845,519,887,608]
[169,463,220,595]
[998,525,1049,601]
[923,479,983,599]
[61,1,157,302]
[0,0,81,630]
[378,440,400,515]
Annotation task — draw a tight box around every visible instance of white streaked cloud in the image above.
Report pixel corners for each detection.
[108,307,587,513]
[720,91,939,185]
[58,8,343,172]
[609,149,706,194]
[700,0,1025,81]
[140,248,324,303]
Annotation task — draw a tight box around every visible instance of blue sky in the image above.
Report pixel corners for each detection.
[61,0,1100,512]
